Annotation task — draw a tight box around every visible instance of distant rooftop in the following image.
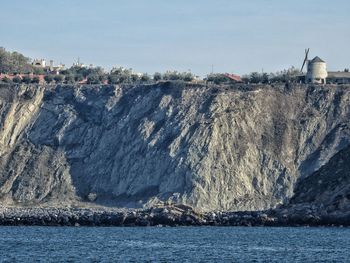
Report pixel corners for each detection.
[327,71,350,78]
[224,73,242,82]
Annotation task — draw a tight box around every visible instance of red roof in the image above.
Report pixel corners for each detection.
[224,73,242,82]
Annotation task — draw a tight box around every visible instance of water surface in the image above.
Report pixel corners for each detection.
[0,227,349,262]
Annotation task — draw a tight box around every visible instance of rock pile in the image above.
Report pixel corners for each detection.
[0,204,348,227]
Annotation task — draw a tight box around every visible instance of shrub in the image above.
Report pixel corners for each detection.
[32,76,40,83]
[131,74,140,83]
[22,76,31,84]
[74,74,84,82]
[108,74,119,84]
[163,71,194,82]
[163,71,181,81]
[249,72,261,84]
[153,72,162,81]
[98,74,107,83]
[1,77,11,83]
[206,73,228,84]
[64,74,75,84]
[12,76,21,83]
[53,75,63,83]
[87,74,100,84]
[33,67,45,75]
[44,75,53,83]
[140,74,150,82]
[182,72,194,82]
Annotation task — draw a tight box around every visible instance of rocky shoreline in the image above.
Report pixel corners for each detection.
[0,205,348,227]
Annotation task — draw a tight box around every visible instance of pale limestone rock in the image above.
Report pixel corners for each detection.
[0,83,350,211]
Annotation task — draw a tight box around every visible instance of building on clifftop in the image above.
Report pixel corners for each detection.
[306,56,328,84]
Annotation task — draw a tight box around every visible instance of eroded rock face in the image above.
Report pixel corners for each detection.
[0,83,350,211]
[289,145,350,213]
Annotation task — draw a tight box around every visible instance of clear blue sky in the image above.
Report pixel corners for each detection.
[1,0,349,76]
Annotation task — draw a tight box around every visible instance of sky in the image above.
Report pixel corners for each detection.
[1,0,349,76]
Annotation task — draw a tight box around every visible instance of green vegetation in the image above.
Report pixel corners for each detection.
[64,74,75,84]
[53,75,63,83]
[268,67,300,83]
[12,76,21,83]
[206,73,230,84]
[153,72,162,82]
[32,76,40,84]
[162,71,194,82]
[0,47,34,74]
[241,67,300,84]
[0,47,304,86]
[22,76,31,84]
[44,75,53,83]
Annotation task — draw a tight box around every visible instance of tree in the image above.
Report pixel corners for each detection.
[241,75,250,83]
[269,67,300,83]
[140,74,150,83]
[22,76,31,84]
[163,71,180,81]
[153,72,162,82]
[32,76,40,84]
[74,74,84,82]
[182,72,194,82]
[108,74,119,84]
[54,75,63,83]
[261,73,269,84]
[12,76,21,83]
[206,73,228,84]
[87,74,100,84]
[108,67,133,84]
[0,47,33,74]
[249,72,262,84]
[65,74,75,84]
[44,75,53,83]
[131,74,140,83]
[33,67,45,75]
[98,74,107,83]
[0,47,10,73]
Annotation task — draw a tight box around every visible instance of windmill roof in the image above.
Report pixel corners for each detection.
[310,56,325,63]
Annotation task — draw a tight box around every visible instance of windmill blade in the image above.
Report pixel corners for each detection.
[300,59,307,73]
[300,48,310,72]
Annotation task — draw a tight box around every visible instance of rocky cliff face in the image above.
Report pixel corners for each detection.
[289,144,350,214]
[0,82,349,211]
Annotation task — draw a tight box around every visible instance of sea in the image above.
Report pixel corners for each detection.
[0,226,349,262]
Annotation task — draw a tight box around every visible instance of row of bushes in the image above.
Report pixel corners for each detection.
[242,67,301,84]
[0,70,198,85]
[205,67,301,85]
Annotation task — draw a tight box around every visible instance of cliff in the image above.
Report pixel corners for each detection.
[287,144,350,215]
[0,82,349,211]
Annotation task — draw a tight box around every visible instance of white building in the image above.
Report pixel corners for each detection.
[306,56,328,84]
[32,59,46,68]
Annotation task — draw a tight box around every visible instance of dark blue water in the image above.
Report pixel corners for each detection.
[0,227,349,262]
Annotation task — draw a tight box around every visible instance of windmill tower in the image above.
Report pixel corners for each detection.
[301,49,327,84]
